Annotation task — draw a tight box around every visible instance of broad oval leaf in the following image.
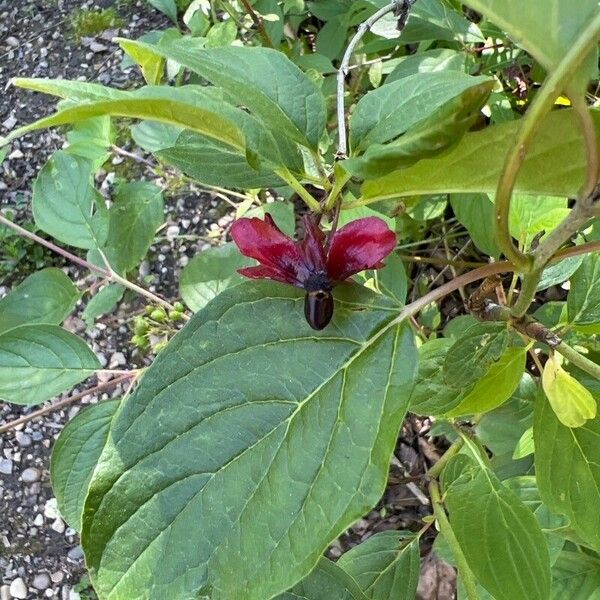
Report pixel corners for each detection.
[82,284,125,327]
[350,71,493,151]
[387,49,470,83]
[443,454,551,600]
[360,109,595,202]
[337,531,420,600]
[534,394,600,550]
[179,243,251,312]
[551,551,600,599]
[0,324,99,405]
[81,282,417,600]
[101,181,164,274]
[447,346,526,416]
[450,194,500,257]
[32,151,108,250]
[118,40,327,149]
[277,559,369,600]
[51,399,120,530]
[0,268,79,335]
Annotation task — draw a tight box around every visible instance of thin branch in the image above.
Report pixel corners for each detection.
[0,213,183,316]
[239,0,274,48]
[0,374,135,434]
[556,342,600,381]
[336,0,416,159]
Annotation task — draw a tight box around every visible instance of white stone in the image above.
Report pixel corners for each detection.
[51,517,65,534]
[44,498,60,519]
[32,573,51,590]
[8,149,23,160]
[0,459,12,475]
[5,36,19,48]
[21,467,40,482]
[1,115,16,130]
[33,514,44,527]
[9,578,27,599]
[89,41,108,53]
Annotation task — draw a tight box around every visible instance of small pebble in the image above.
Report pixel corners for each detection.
[33,514,44,527]
[0,458,13,475]
[50,572,64,584]
[15,432,32,447]
[32,573,51,590]
[67,545,84,561]
[9,578,27,599]
[21,467,40,483]
[0,584,10,600]
[52,517,65,534]
[1,115,16,130]
[8,149,23,160]
[5,36,19,47]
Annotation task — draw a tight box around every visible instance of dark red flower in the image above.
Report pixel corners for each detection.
[230,213,397,329]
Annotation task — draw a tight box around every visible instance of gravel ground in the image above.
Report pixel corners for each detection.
[0,2,454,598]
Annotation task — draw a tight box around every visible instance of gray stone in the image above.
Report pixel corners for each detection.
[21,467,40,483]
[67,545,84,561]
[1,115,16,130]
[50,572,64,584]
[0,459,12,475]
[32,573,50,590]
[5,36,18,47]
[89,41,108,53]
[15,432,31,448]
[9,578,27,599]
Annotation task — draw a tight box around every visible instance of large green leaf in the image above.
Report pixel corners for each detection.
[179,243,251,312]
[146,0,178,23]
[81,282,417,600]
[337,531,420,600]
[462,0,598,88]
[118,40,327,149]
[0,268,79,334]
[6,79,244,152]
[387,49,470,83]
[51,399,120,530]
[101,181,164,273]
[534,395,600,550]
[350,71,492,151]
[32,151,108,250]
[278,559,369,600]
[567,254,600,326]
[551,551,600,599]
[443,454,551,600]
[360,109,597,202]
[509,194,569,248]
[66,116,114,169]
[0,324,99,405]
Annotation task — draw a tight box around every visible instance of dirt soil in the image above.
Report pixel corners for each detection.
[0,2,454,598]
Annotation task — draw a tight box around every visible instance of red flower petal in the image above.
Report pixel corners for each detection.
[237,265,294,284]
[299,214,327,273]
[327,217,397,281]
[230,216,305,286]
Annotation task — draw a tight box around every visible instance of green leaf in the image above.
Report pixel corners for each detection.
[277,558,369,600]
[51,399,120,530]
[535,394,600,550]
[347,76,494,179]
[386,49,470,83]
[450,194,500,257]
[374,253,407,306]
[131,120,182,152]
[146,0,178,23]
[476,374,536,456]
[82,284,125,327]
[120,36,166,84]
[7,80,245,153]
[462,0,598,89]
[538,256,583,291]
[350,71,493,152]
[443,323,510,389]
[513,427,535,459]
[446,346,526,416]
[0,268,79,335]
[337,531,420,600]
[102,182,164,273]
[360,109,597,203]
[551,552,600,599]
[567,254,600,325]
[66,116,114,169]
[443,454,551,600]
[509,194,569,248]
[81,282,417,600]
[401,0,485,43]
[118,40,327,149]
[542,354,597,428]
[180,243,252,312]
[32,151,108,250]
[408,338,466,416]
[0,324,99,405]
[206,20,238,48]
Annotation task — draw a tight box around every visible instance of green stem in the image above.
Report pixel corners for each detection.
[429,479,480,600]
[276,168,321,212]
[325,168,352,211]
[556,342,600,381]
[427,437,465,479]
[494,10,600,271]
[510,268,542,318]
